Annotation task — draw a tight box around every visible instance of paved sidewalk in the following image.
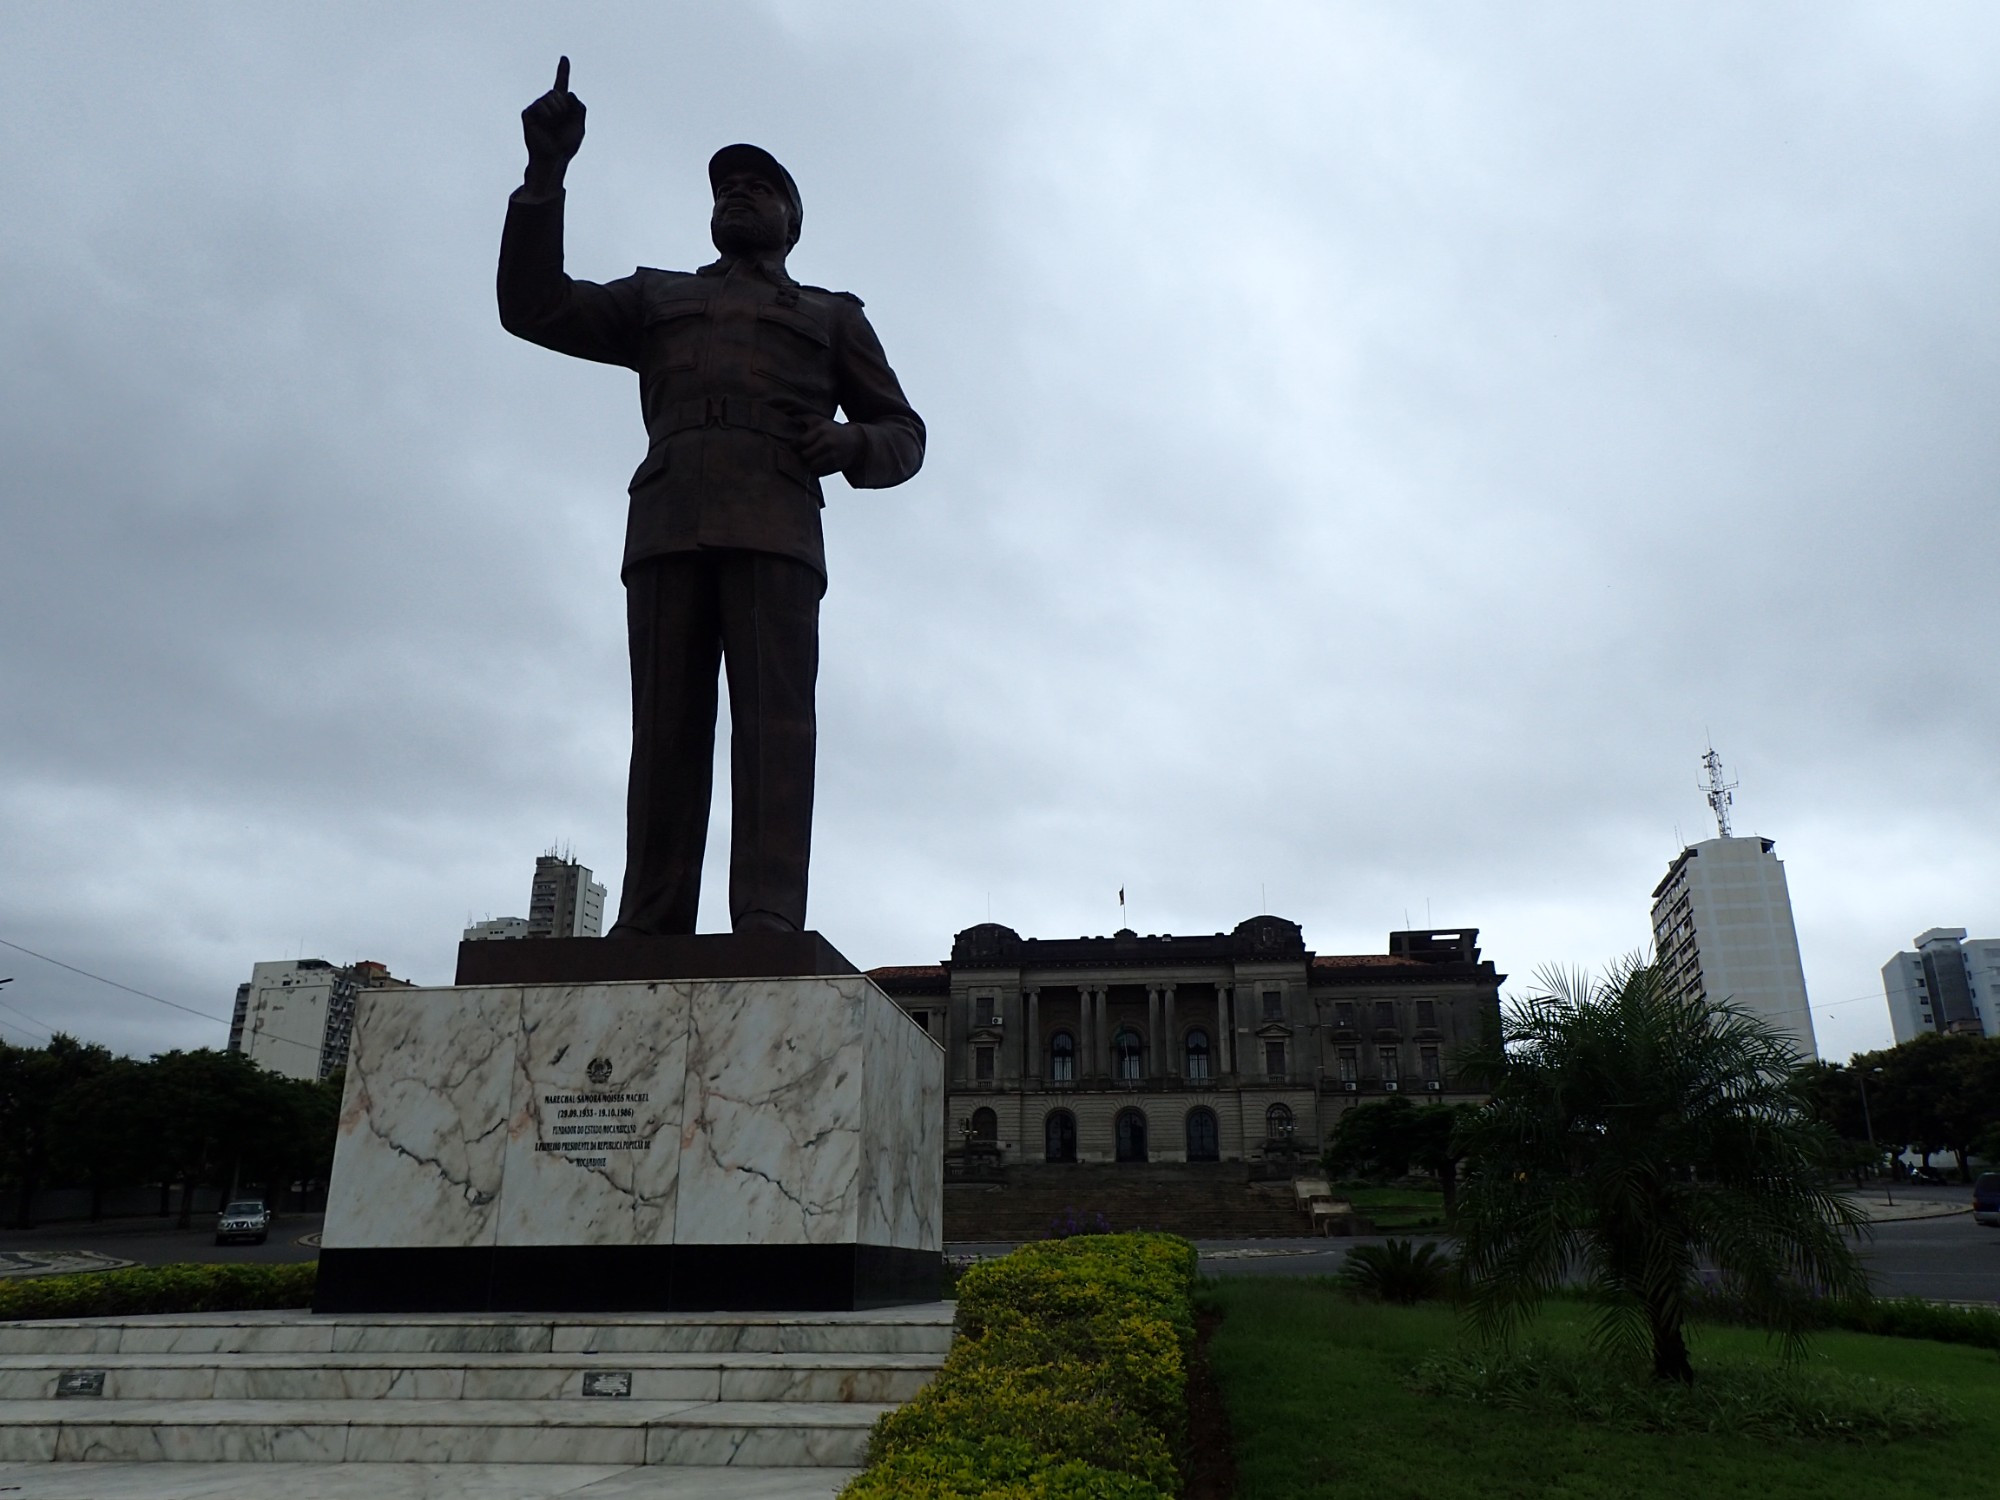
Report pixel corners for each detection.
[0,1249,136,1279]
[1847,1196,1968,1224]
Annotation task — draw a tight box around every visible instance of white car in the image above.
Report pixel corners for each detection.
[214,1200,271,1245]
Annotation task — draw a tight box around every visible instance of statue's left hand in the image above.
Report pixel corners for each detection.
[795,418,863,477]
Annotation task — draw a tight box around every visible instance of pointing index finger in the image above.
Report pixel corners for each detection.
[555,56,570,95]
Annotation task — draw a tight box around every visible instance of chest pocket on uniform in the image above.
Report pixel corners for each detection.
[755,304,832,393]
[643,299,707,371]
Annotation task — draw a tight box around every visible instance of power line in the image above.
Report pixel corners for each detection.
[0,935,228,1024]
[1811,993,1889,1013]
[0,940,344,1072]
[0,996,56,1039]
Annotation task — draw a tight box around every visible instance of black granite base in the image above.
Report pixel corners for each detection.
[312,1243,940,1315]
[454,932,858,987]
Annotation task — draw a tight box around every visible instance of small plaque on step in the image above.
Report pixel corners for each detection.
[581,1370,632,1398]
[56,1369,105,1398]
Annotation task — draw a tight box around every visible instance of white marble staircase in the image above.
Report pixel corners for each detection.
[0,1305,951,1470]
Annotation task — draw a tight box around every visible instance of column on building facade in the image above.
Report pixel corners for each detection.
[1094,987,1110,1077]
[947,991,962,1085]
[1078,985,1095,1077]
[1215,984,1234,1076]
[1145,986,1162,1079]
[1025,988,1041,1082]
[1163,983,1179,1077]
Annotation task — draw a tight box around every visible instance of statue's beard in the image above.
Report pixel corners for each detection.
[711,213,787,260]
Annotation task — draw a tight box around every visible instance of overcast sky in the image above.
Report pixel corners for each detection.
[4,3,1997,1065]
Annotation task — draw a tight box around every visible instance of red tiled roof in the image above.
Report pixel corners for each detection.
[1311,954,1426,969]
[867,964,947,981]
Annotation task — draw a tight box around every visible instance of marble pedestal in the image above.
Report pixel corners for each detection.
[315,974,943,1315]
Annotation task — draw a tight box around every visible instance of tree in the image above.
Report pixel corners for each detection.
[1453,957,1868,1384]
[1326,1096,1420,1179]
[0,1035,113,1228]
[1407,1103,1478,1219]
[48,1056,154,1221]
[233,1067,343,1211]
[1827,1035,2000,1182]
[1326,1097,1478,1216]
[1928,1036,2000,1182]
[1797,1059,1865,1142]
[1873,1035,1957,1173]
[1796,1060,1899,1186]
[0,1038,349,1228]
[129,1049,271,1227]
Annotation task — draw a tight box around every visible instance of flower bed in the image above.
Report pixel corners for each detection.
[843,1232,1199,1500]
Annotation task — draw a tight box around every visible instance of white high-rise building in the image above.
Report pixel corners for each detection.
[461,852,607,945]
[528,852,606,939]
[227,958,411,1082]
[1882,928,2000,1043]
[1650,836,1818,1058]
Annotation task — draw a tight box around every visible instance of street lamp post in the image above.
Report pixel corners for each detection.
[1858,1065,1892,1208]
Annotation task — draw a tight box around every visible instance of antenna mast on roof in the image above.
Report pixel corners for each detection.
[1701,746,1737,839]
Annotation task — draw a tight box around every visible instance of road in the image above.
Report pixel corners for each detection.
[960,1187,2000,1304]
[0,1213,324,1271]
[2,1195,1995,1304]
[1155,1215,2000,1305]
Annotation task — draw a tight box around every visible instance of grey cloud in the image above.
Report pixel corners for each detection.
[4,3,1998,1067]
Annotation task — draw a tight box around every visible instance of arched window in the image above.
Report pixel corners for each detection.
[1185,1107,1219,1162]
[1114,1027,1143,1082]
[1265,1103,1294,1142]
[1048,1031,1075,1082]
[1184,1028,1211,1081]
[969,1107,997,1142]
[1115,1107,1149,1163]
[1044,1109,1077,1163]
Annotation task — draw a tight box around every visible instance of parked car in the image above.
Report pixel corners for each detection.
[1974,1173,2000,1229]
[214,1200,271,1245]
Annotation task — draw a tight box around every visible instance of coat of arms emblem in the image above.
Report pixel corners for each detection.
[586,1056,613,1086]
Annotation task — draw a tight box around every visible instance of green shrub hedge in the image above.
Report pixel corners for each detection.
[1690,1287,2000,1354]
[1825,1296,2000,1351]
[0,1262,317,1321]
[842,1233,1199,1500]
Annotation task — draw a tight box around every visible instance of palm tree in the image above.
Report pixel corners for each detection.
[1452,956,1868,1383]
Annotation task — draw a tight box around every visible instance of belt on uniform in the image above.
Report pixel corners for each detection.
[661,396,803,440]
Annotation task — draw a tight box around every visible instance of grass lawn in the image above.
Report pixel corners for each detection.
[1206,1277,1998,1499]
[1333,1185,1446,1232]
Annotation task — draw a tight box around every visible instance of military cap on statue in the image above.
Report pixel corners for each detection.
[708,143,803,245]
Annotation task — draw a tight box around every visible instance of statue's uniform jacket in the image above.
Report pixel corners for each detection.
[496,184,924,934]
[496,187,926,583]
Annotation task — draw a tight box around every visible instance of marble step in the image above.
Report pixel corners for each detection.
[0,1305,956,1358]
[0,1348,941,1403]
[0,1462,862,1499]
[0,1396,890,1466]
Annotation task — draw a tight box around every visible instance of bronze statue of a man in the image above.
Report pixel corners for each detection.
[499,59,925,938]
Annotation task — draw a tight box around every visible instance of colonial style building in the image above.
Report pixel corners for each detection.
[868,917,1503,1169]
